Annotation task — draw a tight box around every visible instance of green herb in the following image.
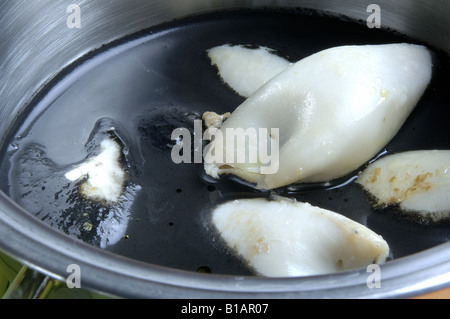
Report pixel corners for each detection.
[0,251,22,298]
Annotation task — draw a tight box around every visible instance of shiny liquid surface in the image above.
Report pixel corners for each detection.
[1,9,450,276]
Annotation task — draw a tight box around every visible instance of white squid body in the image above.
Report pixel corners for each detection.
[208,44,291,97]
[211,197,390,277]
[357,150,450,222]
[204,43,433,190]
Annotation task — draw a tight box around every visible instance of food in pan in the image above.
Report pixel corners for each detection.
[208,44,291,97]
[357,150,450,222]
[1,8,448,281]
[65,139,125,203]
[211,196,390,277]
[204,43,433,190]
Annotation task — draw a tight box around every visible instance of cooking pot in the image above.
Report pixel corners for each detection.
[1,0,449,299]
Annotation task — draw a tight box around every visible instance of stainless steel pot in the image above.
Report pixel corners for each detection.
[1,0,449,298]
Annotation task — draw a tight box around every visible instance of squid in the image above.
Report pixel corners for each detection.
[204,43,433,190]
[211,197,390,277]
[208,44,291,97]
[357,150,450,222]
